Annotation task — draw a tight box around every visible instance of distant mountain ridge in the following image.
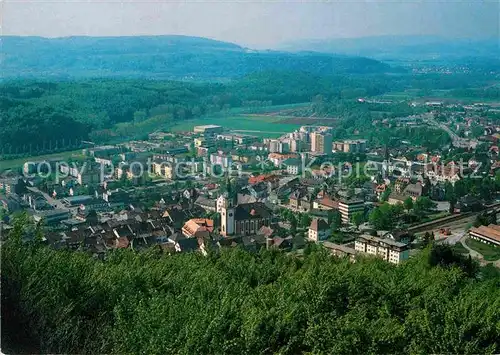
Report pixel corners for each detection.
[278,35,500,61]
[0,35,394,80]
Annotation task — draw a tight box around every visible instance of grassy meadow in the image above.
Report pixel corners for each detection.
[171,115,303,137]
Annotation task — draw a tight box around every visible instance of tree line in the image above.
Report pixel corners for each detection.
[1,68,493,158]
[1,216,499,354]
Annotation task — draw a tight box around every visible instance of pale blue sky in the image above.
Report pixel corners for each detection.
[2,0,499,48]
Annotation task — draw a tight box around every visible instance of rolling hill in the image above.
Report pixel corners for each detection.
[0,35,394,80]
[279,35,500,62]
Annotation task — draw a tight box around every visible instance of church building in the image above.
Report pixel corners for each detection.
[220,179,272,237]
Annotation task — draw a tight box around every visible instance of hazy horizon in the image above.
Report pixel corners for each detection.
[3,0,499,49]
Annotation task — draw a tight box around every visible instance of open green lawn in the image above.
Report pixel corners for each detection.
[465,237,500,261]
[452,242,469,255]
[171,115,303,137]
[0,150,85,172]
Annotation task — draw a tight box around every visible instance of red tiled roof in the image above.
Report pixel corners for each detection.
[309,218,329,232]
[317,197,338,209]
[248,174,278,185]
[268,153,298,160]
[182,218,214,238]
[116,237,130,249]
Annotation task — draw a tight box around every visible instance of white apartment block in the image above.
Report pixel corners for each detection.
[338,199,364,224]
[355,234,409,264]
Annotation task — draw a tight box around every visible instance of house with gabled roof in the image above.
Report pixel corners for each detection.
[308,218,330,242]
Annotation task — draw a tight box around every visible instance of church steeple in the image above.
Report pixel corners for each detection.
[225,173,232,195]
[221,173,236,236]
[223,173,237,207]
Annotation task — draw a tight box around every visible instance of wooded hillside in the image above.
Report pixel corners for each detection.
[2,228,499,354]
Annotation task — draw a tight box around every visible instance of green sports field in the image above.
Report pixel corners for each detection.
[171,115,304,138]
[0,150,85,172]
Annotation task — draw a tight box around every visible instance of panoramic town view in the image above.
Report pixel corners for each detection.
[1,1,499,353]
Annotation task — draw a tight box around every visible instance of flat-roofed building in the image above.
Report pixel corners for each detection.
[33,209,71,225]
[334,139,367,153]
[210,153,233,169]
[63,195,93,207]
[322,241,357,261]
[194,137,215,148]
[338,199,364,224]
[355,234,409,264]
[290,139,305,152]
[194,125,223,136]
[311,132,333,155]
[0,178,25,195]
[469,224,500,246]
[217,133,258,145]
[152,160,176,180]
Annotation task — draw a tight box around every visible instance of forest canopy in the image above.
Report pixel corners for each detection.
[0,68,492,157]
[2,232,499,354]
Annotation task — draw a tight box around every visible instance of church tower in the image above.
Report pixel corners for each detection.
[220,176,237,236]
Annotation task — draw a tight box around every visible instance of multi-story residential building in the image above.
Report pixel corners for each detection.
[278,141,290,153]
[0,194,21,213]
[313,196,338,210]
[322,241,357,261]
[289,189,314,212]
[267,153,299,168]
[0,178,25,195]
[216,133,257,145]
[308,218,330,242]
[23,159,58,176]
[355,234,409,264]
[333,139,367,153]
[425,163,462,185]
[193,125,223,136]
[152,161,176,180]
[338,199,364,224]
[388,181,425,205]
[114,163,146,184]
[283,158,302,175]
[78,170,100,185]
[59,164,100,185]
[310,132,333,155]
[83,145,120,157]
[94,157,113,166]
[210,153,233,169]
[194,137,215,148]
[268,140,280,153]
[289,139,305,152]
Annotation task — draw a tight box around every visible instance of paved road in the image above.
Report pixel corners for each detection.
[426,116,478,149]
[437,223,500,267]
[459,238,483,259]
[27,186,67,210]
[442,231,466,245]
[460,237,500,268]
